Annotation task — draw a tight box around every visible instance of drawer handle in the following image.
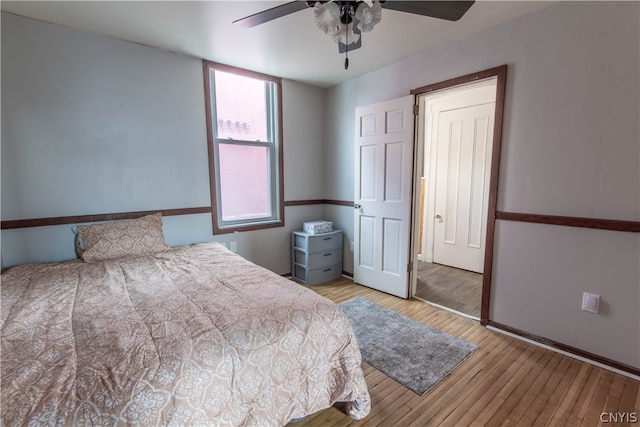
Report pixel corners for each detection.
[323,253,333,257]
[323,237,332,240]
[323,268,332,272]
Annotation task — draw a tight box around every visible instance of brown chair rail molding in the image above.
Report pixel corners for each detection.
[1,207,212,230]
[283,199,354,207]
[4,205,638,233]
[0,200,355,230]
[496,211,640,233]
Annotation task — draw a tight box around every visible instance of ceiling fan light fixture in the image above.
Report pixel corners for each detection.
[233,0,476,71]
[355,0,382,32]
[331,21,361,46]
[314,1,342,35]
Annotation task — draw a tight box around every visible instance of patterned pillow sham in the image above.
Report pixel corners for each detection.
[76,213,170,262]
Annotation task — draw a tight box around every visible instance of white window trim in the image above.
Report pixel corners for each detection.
[203,61,284,234]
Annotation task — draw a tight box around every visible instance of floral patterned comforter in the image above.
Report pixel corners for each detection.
[1,242,370,426]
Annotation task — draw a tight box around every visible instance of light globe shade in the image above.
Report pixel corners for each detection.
[356,0,382,32]
[314,1,342,35]
[331,21,361,45]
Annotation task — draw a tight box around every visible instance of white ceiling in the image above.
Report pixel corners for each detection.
[1,1,554,88]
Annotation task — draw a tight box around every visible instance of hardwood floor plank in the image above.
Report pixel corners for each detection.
[371,403,412,426]
[530,356,576,425]
[495,345,547,400]
[462,341,535,425]
[505,351,561,424]
[427,339,524,425]
[583,371,615,425]
[571,367,604,422]
[546,363,595,425]
[617,379,639,414]
[484,343,545,425]
[289,279,639,427]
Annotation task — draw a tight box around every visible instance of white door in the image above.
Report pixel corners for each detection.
[354,96,414,298]
[429,84,496,273]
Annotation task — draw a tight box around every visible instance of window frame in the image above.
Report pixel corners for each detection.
[203,60,284,234]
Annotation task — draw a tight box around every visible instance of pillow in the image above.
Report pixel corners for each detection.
[76,213,170,262]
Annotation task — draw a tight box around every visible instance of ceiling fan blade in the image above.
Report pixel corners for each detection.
[233,1,310,28]
[380,1,475,22]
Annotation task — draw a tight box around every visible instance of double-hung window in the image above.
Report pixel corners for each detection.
[203,61,284,234]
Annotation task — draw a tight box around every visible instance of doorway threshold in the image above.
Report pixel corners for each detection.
[413,296,480,322]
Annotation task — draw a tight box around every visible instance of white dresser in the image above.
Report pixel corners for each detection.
[291,229,343,285]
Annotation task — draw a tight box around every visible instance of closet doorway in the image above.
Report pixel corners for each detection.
[411,73,501,320]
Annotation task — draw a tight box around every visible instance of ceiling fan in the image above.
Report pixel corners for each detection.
[233,1,475,69]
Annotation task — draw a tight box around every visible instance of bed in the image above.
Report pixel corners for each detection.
[1,214,370,426]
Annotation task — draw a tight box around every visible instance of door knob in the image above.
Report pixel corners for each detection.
[354,203,362,209]
[435,214,442,219]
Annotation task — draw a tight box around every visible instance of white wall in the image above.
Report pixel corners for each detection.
[324,1,639,369]
[1,12,325,273]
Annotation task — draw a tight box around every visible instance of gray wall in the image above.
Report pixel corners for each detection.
[323,1,639,369]
[1,12,326,273]
[2,2,638,370]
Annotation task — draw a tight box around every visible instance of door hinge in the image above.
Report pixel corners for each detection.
[412,104,419,116]
[407,262,413,272]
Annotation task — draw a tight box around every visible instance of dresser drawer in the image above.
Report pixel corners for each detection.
[293,230,342,252]
[293,263,342,286]
[294,248,343,269]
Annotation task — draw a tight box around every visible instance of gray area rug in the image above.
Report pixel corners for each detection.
[339,296,478,395]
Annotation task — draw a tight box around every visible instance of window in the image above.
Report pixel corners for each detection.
[203,61,284,234]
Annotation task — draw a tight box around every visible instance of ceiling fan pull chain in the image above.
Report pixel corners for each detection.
[345,24,349,70]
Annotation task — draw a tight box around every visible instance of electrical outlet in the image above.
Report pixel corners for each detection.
[582,292,600,314]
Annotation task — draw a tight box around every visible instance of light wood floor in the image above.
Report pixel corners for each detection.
[414,261,483,318]
[290,278,640,427]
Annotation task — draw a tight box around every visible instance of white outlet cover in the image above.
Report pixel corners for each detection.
[582,292,600,314]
